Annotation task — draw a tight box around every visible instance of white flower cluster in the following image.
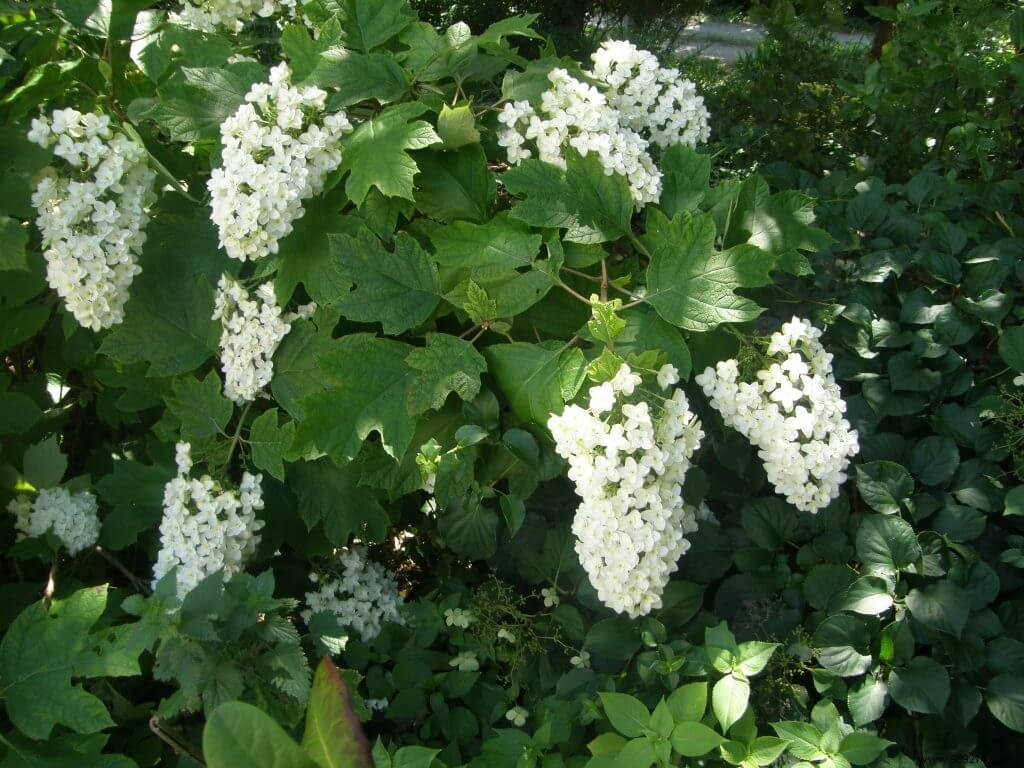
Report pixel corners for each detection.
[153,443,265,598]
[444,608,474,628]
[449,651,479,672]
[695,318,860,513]
[28,109,156,331]
[302,547,405,644]
[548,364,705,617]
[589,40,711,149]
[7,488,100,556]
[170,0,296,33]
[496,42,709,206]
[212,276,291,404]
[505,706,528,727]
[209,63,351,261]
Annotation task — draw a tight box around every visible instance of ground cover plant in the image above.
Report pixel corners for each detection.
[1,1,1023,767]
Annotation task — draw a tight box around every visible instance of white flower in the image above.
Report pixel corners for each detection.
[302,547,405,643]
[548,363,705,617]
[449,651,479,672]
[212,276,291,404]
[444,608,474,629]
[698,318,860,513]
[152,442,265,598]
[541,587,560,608]
[657,363,680,390]
[209,63,351,261]
[7,489,100,556]
[497,628,517,643]
[170,0,297,33]
[29,110,155,331]
[570,650,591,669]
[1014,373,1024,387]
[505,706,528,727]
[365,698,389,713]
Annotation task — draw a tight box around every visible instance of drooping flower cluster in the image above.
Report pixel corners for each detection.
[496,42,709,205]
[212,276,291,404]
[548,364,705,617]
[208,63,352,261]
[302,547,405,644]
[7,488,100,556]
[589,40,711,149]
[695,318,860,513]
[170,0,297,33]
[153,443,265,598]
[28,109,156,331]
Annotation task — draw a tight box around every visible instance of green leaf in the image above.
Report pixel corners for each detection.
[847,677,889,726]
[97,459,176,550]
[484,342,586,424]
[292,335,416,463]
[405,333,487,414]
[271,318,338,419]
[392,746,441,768]
[203,701,318,768]
[0,216,28,271]
[314,51,408,107]
[814,615,873,677]
[736,641,779,676]
[855,461,913,515]
[166,370,233,442]
[0,391,42,436]
[658,144,710,218]
[671,721,726,756]
[413,144,492,223]
[598,692,649,738]
[770,722,825,762]
[712,673,749,732]
[642,210,773,332]
[834,576,893,616]
[985,674,1024,733]
[331,0,414,52]
[22,436,67,490]
[430,212,542,270]
[742,190,834,267]
[741,497,796,550]
[301,658,373,768]
[613,308,692,379]
[339,102,442,206]
[999,326,1024,371]
[888,657,950,714]
[838,732,892,765]
[248,409,295,482]
[328,229,440,334]
[855,514,921,575]
[908,436,959,486]
[667,682,707,722]
[905,580,970,637]
[290,458,388,544]
[438,496,498,559]
[437,104,480,149]
[0,587,115,739]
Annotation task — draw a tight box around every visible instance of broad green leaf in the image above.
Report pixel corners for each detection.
[475,14,542,46]
[130,11,232,82]
[97,459,175,550]
[743,189,834,268]
[301,658,373,768]
[414,144,492,223]
[339,102,442,206]
[770,722,825,761]
[908,435,959,486]
[166,370,233,442]
[642,210,773,332]
[484,342,586,424]
[999,326,1024,371]
[814,615,873,677]
[405,333,487,414]
[888,657,950,714]
[741,497,796,550]
[905,580,970,637]
[855,461,913,514]
[437,104,480,149]
[804,563,855,611]
[0,731,135,768]
[712,673,749,732]
[328,229,440,335]
[312,51,408,107]
[203,701,317,768]
[331,0,415,52]
[598,692,649,738]
[847,677,889,726]
[290,458,388,545]
[293,334,416,463]
[0,216,28,271]
[430,212,542,270]
[839,733,892,765]
[834,576,894,616]
[985,674,1024,733]
[0,587,115,739]
[671,721,725,756]
[855,515,921,575]
[22,436,67,490]
[736,641,779,676]
[658,144,710,218]
[0,391,41,438]
[612,307,692,379]
[748,736,789,766]
[667,682,707,722]
[248,409,295,482]
[271,317,338,420]
[437,496,498,559]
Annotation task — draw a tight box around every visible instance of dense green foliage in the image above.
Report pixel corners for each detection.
[1,1,1023,767]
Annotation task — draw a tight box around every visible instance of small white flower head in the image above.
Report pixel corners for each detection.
[505,706,528,727]
[497,628,517,643]
[213,276,291,404]
[28,110,156,331]
[570,650,591,669]
[209,63,352,261]
[548,363,705,617]
[657,363,680,390]
[8,489,100,556]
[449,651,479,672]
[1014,373,1024,387]
[170,0,298,33]
[697,318,859,513]
[152,442,265,598]
[302,547,405,643]
[541,587,560,608]
[444,608,474,629]
[365,698,389,713]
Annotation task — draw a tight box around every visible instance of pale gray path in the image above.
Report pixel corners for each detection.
[678,19,870,62]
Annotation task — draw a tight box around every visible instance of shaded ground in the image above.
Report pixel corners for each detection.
[679,19,870,62]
